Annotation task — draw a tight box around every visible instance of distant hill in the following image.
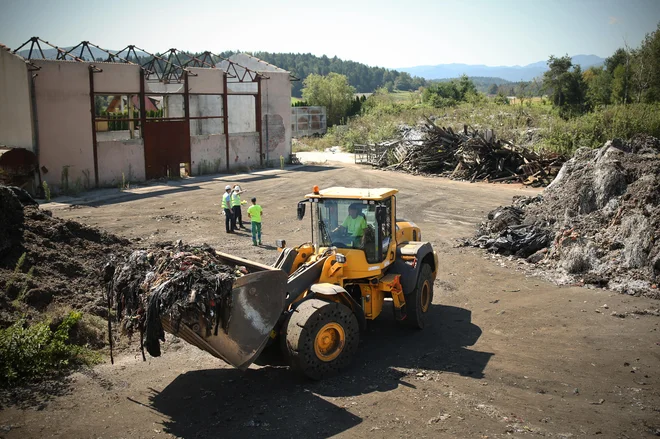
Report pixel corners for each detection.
[398,55,605,82]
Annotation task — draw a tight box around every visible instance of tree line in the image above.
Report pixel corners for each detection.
[218,51,427,97]
[543,23,660,117]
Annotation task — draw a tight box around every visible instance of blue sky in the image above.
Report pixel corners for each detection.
[0,0,658,69]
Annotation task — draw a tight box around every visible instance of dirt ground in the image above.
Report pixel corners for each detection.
[1,162,659,438]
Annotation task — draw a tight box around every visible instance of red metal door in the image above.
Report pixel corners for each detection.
[143,120,191,180]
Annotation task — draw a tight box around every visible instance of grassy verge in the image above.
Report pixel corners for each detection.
[296,95,660,155]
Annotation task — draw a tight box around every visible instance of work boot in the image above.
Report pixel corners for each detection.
[252,241,257,246]
[258,241,262,245]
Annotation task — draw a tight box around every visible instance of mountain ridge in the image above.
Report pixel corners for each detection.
[398,55,605,81]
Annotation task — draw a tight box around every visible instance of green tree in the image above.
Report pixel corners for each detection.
[633,22,660,102]
[394,72,413,91]
[583,66,611,106]
[487,83,499,95]
[543,55,573,107]
[543,55,588,115]
[611,64,629,104]
[302,73,356,126]
[422,76,478,107]
[458,74,477,98]
[516,81,528,106]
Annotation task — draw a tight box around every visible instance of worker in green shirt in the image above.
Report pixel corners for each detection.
[247,197,263,246]
[334,203,367,248]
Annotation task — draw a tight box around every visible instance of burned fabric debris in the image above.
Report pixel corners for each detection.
[109,242,244,357]
[467,136,660,297]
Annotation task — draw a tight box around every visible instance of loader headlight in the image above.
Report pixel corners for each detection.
[276,239,286,248]
[335,253,346,263]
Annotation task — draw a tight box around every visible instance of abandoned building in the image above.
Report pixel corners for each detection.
[0,38,293,193]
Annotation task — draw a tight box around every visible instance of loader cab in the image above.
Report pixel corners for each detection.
[300,187,397,268]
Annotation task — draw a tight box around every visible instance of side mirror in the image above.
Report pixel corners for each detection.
[375,205,388,224]
[297,202,306,220]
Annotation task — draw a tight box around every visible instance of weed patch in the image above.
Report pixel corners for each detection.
[0,311,101,387]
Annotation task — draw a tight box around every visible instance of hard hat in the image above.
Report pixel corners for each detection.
[225,185,231,190]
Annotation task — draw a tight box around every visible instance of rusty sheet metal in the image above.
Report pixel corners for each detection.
[142,120,191,180]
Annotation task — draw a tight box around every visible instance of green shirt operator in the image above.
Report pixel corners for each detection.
[335,204,367,247]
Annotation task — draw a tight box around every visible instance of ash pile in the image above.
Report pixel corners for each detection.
[362,119,565,186]
[468,136,660,297]
[0,185,130,328]
[107,242,245,357]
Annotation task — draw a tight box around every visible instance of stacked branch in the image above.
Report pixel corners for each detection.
[383,119,565,186]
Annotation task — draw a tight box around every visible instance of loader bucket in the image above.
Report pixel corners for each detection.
[161,251,288,370]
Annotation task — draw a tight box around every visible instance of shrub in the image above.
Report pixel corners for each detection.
[0,311,101,387]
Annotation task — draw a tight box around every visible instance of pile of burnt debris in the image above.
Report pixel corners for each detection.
[355,119,565,186]
[466,135,660,297]
[105,242,245,358]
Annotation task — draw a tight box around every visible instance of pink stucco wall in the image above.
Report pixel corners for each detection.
[188,68,224,94]
[32,60,95,190]
[94,63,141,94]
[0,49,33,150]
[97,139,146,186]
[191,134,226,175]
[261,71,292,165]
[229,133,260,169]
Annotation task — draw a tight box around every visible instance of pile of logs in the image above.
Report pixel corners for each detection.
[383,119,565,186]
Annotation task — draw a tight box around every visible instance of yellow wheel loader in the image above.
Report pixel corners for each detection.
[162,187,438,380]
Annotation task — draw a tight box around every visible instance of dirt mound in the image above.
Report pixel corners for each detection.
[469,137,660,297]
[0,187,132,328]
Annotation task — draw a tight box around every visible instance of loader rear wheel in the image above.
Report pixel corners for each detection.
[284,299,359,380]
[406,263,434,329]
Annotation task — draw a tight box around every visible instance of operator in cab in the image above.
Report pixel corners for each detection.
[333,203,367,248]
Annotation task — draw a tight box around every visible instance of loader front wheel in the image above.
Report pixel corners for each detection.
[406,263,434,329]
[284,299,359,380]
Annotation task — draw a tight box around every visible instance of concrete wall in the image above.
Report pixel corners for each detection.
[0,49,34,150]
[229,133,260,168]
[94,63,141,93]
[97,139,145,186]
[189,94,223,135]
[188,68,224,94]
[261,71,292,164]
[32,60,95,190]
[227,95,256,133]
[191,134,226,175]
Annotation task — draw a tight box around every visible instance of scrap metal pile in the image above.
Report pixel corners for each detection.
[106,242,245,357]
[377,119,565,186]
[466,136,660,298]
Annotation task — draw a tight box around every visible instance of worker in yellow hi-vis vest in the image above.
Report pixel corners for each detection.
[221,185,234,233]
[231,185,248,230]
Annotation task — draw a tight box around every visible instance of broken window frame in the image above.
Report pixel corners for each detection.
[188,93,226,136]
[94,93,143,140]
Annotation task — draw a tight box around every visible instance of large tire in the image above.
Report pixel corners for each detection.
[406,263,434,329]
[284,298,359,380]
